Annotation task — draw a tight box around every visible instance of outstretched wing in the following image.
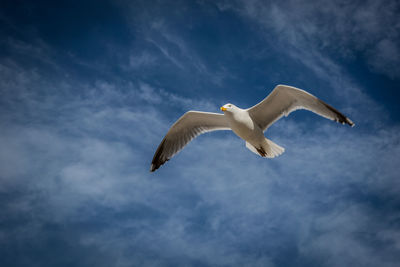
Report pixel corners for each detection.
[247,85,354,131]
[150,111,230,172]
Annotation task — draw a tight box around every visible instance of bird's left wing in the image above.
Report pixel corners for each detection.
[150,111,230,172]
[247,85,354,131]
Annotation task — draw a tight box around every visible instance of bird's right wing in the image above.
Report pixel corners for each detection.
[150,111,230,172]
[247,85,354,131]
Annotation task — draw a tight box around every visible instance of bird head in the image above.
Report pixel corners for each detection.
[220,103,236,113]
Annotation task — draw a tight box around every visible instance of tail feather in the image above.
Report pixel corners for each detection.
[246,138,285,158]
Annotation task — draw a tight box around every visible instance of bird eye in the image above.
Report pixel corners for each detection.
[228,104,232,107]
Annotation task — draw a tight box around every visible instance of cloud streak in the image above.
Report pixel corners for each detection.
[227,0,400,79]
[1,1,400,266]
[1,52,399,266]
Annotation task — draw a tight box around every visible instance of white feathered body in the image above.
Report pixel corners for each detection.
[223,106,285,158]
[224,107,265,146]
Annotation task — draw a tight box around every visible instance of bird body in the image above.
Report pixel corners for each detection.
[221,105,271,156]
[150,85,354,172]
[223,105,260,141]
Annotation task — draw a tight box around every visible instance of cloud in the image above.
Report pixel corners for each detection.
[221,0,400,79]
[147,38,185,69]
[4,58,399,265]
[367,39,400,79]
[117,2,233,87]
[1,3,400,266]
[129,51,157,69]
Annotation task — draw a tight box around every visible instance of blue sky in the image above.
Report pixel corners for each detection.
[0,0,400,266]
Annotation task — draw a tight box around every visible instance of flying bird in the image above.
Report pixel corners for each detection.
[150,85,354,172]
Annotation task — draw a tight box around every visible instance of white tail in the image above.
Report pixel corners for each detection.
[246,138,285,158]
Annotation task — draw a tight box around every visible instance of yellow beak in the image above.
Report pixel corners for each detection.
[220,106,227,111]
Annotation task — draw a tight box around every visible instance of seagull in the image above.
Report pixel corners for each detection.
[150,85,354,172]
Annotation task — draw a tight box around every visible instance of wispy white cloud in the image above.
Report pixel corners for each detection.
[128,51,157,69]
[3,56,399,265]
[147,38,185,69]
[1,3,400,266]
[367,38,400,79]
[118,4,233,87]
[225,0,400,79]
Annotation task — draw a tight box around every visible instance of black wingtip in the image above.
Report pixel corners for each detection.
[319,99,355,127]
[150,158,169,173]
[150,139,167,173]
[150,161,161,173]
[150,164,156,172]
[346,118,355,127]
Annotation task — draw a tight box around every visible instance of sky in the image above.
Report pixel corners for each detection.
[0,0,400,266]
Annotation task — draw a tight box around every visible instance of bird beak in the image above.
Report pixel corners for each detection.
[220,106,227,111]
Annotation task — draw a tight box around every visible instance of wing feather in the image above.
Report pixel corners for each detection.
[150,111,230,172]
[247,85,354,131]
